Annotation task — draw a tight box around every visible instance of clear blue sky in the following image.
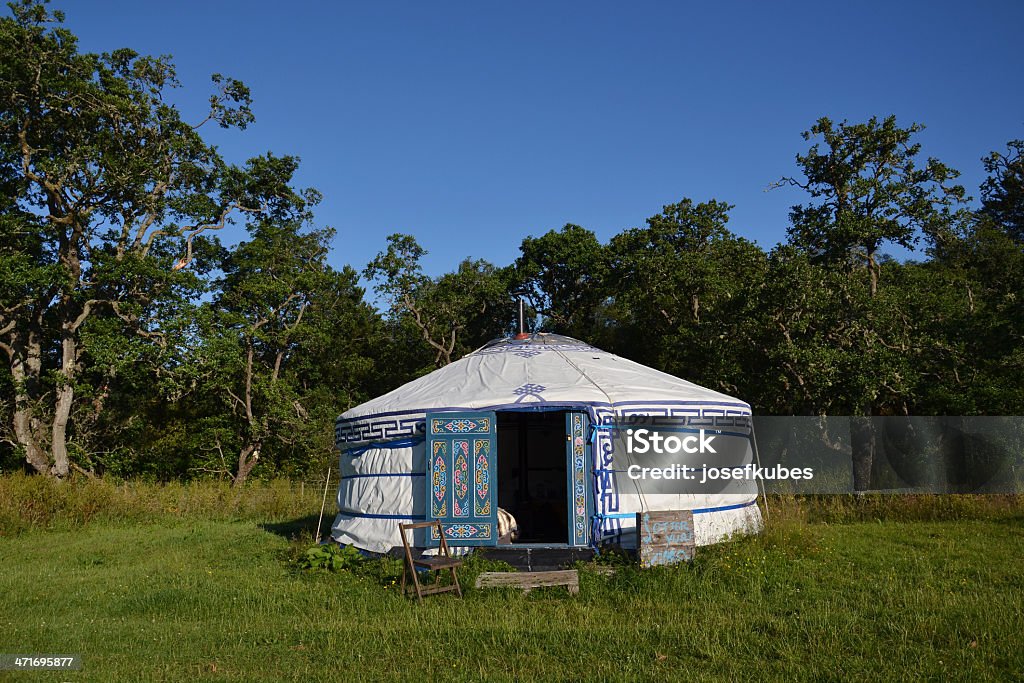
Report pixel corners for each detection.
[59,0,1024,278]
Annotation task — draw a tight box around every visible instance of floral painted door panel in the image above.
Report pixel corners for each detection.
[425,411,498,547]
[566,411,593,547]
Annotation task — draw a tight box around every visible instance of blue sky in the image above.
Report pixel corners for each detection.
[60,1,1024,277]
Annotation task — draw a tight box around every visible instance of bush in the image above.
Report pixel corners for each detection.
[298,543,365,571]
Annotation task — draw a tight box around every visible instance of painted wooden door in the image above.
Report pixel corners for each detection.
[566,411,593,547]
[425,411,498,546]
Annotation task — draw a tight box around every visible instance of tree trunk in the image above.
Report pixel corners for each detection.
[850,415,875,492]
[867,247,879,297]
[50,382,74,479]
[12,400,48,474]
[49,331,80,479]
[8,332,49,475]
[232,442,260,488]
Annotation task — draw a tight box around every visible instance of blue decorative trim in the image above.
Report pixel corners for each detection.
[513,383,548,403]
[690,500,758,515]
[594,500,758,520]
[567,411,590,547]
[470,343,604,356]
[588,408,751,546]
[340,473,424,480]
[591,425,752,439]
[336,398,754,552]
[337,400,751,445]
[426,410,498,548]
[335,510,425,520]
[344,436,424,457]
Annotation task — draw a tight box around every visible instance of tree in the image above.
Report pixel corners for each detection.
[979,139,1024,242]
[514,224,609,341]
[205,215,336,487]
[365,234,513,368]
[0,1,301,477]
[281,264,383,470]
[606,199,766,387]
[781,115,965,296]
[778,116,966,488]
[918,141,1024,415]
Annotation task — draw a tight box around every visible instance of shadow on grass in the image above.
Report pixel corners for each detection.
[259,514,324,541]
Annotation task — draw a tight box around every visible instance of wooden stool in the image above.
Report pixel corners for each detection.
[399,521,464,602]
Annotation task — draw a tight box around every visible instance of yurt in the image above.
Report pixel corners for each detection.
[331,333,761,554]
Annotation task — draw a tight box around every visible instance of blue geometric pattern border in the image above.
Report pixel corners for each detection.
[471,343,603,356]
[337,401,752,445]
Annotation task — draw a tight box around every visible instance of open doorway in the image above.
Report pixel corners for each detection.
[496,411,568,544]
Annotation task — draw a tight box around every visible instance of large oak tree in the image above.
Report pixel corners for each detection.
[0,1,310,476]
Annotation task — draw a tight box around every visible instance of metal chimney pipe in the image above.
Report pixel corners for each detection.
[513,290,530,340]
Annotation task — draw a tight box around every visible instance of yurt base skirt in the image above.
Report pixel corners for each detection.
[594,500,763,549]
[330,499,763,556]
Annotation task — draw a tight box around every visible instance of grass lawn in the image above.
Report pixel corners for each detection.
[0,486,1022,681]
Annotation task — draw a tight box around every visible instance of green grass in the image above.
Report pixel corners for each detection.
[0,481,1022,681]
[0,474,329,538]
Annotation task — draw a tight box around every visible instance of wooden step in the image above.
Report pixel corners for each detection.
[476,546,595,571]
[475,569,579,594]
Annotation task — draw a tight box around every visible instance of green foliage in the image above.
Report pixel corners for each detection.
[980,139,1024,242]
[922,219,1024,414]
[593,545,635,567]
[751,117,972,421]
[200,216,338,485]
[782,115,966,292]
[606,199,766,391]
[515,224,609,340]
[298,543,364,572]
[366,233,515,367]
[450,551,517,594]
[0,0,315,478]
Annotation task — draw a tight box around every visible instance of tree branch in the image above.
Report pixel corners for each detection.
[244,342,254,424]
[68,299,103,333]
[225,387,247,414]
[109,302,168,348]
[163,201,265,267]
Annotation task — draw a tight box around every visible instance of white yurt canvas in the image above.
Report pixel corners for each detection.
[331,333,761,553]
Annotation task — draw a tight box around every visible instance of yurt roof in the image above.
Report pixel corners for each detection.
[337,334,750,441]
